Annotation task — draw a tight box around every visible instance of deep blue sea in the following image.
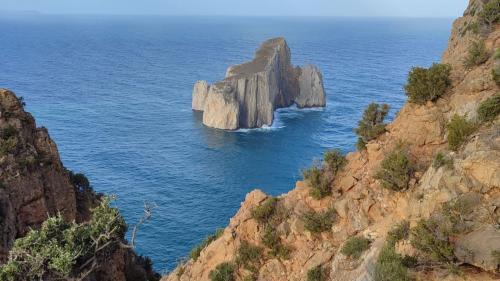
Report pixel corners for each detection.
[0,15,453,272]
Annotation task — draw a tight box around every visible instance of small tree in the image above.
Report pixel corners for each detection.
[404,63,451,105]
[374,150,412,191]
[355,103,390,149]
[323,149,347,174]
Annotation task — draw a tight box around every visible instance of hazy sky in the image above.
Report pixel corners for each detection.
[3,0,469,17]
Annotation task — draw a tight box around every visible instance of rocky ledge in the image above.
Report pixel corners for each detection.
[192,37,326,130]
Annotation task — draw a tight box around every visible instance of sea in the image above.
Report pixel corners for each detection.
[0,14,453,272]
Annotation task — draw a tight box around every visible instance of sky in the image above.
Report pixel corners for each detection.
[2,0,469,17]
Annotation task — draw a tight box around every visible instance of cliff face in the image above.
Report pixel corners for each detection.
[167,1,499,280]
[192,38,326,130]
[0,89,79,261]
[0,89,157,281]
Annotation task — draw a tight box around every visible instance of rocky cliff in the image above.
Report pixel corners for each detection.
[192,38,326,130]
[167,1,499,280]
[0,89,158,281]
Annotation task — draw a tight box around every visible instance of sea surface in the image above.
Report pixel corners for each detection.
[0,15,453,272]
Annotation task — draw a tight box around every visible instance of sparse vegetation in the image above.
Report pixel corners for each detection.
[341,237,371,259]
[355,103,390,149]
[409,197,474,264]
[301,208,337,233]
[262,226,291,260]
[404,63,451,105]
[387,220,410,245]
[190,228,224,261]
[463,40,490,69]
[0,197,127,281]
[1,125,17,140]
[477,94,500,123]
[433,152,454,170]
[493,68,500,86]
[209,262,235,281]
[374,150,412,191]
[303,150,347,199]
[446,114,475,151]
[307,266,325,281]
[0,137,17,156]
[492,250,500,265]
[323,149,347,175]
[251,197,278,224]
[374,243,413,281]
[236,241,262,274]
[479,0,500,27]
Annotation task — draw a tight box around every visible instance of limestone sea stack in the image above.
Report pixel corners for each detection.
[192,37,326,130]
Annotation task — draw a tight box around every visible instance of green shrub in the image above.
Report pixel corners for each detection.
[209,262,235,281]
[1,125,17,140]
[432,152,454,170]
[341,237,371,259]
[447,114,475,151]
[68,171,91,193]
[404,63,451,105]
[323,149,347,174]
[190,228,224,261]
[0,197,126,281]
[261,226,291,260]
[251,197,278,224]
[0,137,17,156]
[301,208,337,233]
[477,94,500,122]
[374,150,412,191]
[236,241,262,273]
[493,68,500,86]
[356,138,367,151]
[387,220,410,245]
[464,41,490,69]
[307,266,325,281]
[479,0,500,27]
[303,166,332,199]
[410,217,455,263]
[374,243,412,281]
[355,103,390,146]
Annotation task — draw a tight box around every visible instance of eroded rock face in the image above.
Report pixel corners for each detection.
[193,38,326,130]
[167,1,500,280]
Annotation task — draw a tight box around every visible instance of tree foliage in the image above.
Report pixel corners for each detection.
[404,63,451,105]
[355,103,390,148]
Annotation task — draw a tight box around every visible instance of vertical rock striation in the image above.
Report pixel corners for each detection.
[192,37,326,130]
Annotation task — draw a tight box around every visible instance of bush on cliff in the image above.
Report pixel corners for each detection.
[355,103,390,149]
[1,125,17,140]
[374,242,413,281]
[236,241,262,274]
[303,165,332,199]
[387,220,410,245]
[190,228,224,261]
[374,150,412,191]
[477,94,500,122]
[251,197,278,224]
[0,197,127,281]
[341,237,372,259]
[301,208,337,234]
[262,226,291,260]
[447,114,475,151]
[209,262,235,281]
[463,40,490,69]
[303,149,347,199]
[404,63,451,105]
[307,266,326,281]
[432,152,454,170]
[479,0,500,27]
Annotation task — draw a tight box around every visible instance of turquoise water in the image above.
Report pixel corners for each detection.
[0,15,452,271]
